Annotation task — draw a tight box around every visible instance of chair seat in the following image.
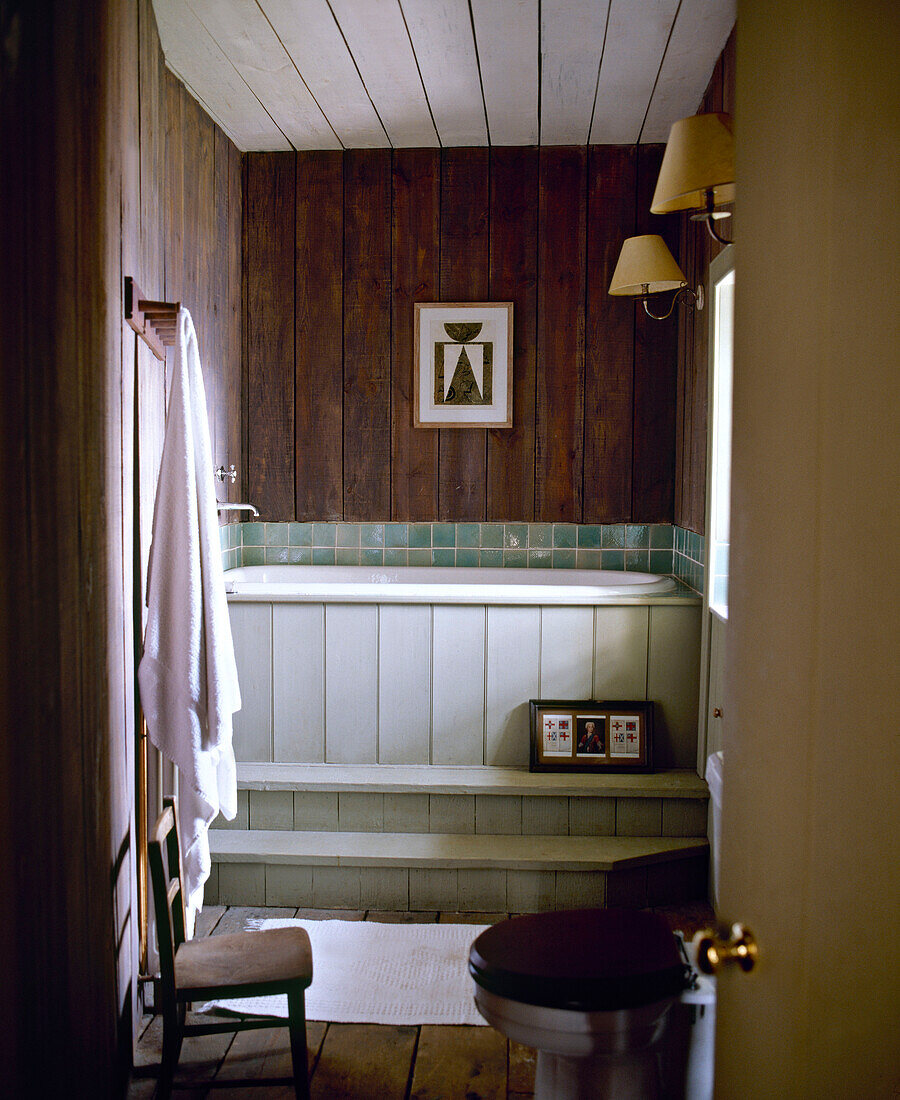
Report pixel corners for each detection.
[175,927,313,997]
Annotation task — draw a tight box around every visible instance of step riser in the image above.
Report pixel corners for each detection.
[213,789,709,838]
[206,856,708,913]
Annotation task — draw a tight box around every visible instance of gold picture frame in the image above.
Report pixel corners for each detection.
[414,302,513,428]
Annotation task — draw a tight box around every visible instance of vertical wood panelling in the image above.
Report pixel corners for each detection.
[584,145,636,522]
[343,149,392,520]
[633,144,679,521]
[535,147,587,522]
[487,147,539,520]
[438,148,490,520]
[647,605,702,768]
[296,151,344,520]
[273,604,325,761]
[593,606,649,698]
[675,25,736,534]
[391,148,441,519]
[432,605,486,764]
[245,142,693,525]
[540,607,594,699]
[378,605,432,763]
[245,151,296,519]
[225,136,243,498]
[485,607,541,765]
[324,604,379,763]
[230,603,273,762]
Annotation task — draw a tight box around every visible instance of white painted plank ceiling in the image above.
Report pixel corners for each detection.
[154,0,735,151]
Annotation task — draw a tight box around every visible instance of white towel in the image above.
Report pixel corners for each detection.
[138,308,241,933]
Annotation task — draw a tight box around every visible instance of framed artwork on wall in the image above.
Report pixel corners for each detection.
[414,302,513,428]
[529,700,654,773]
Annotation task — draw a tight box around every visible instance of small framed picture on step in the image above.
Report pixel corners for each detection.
[529,700,654,773]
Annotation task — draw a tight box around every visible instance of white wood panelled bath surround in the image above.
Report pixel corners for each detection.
[213,578,707,911]
[152,0,736,151]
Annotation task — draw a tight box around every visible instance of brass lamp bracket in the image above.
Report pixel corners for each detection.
[640,282,704,320]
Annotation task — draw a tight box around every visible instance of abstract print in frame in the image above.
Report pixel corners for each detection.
[414,302,513,428]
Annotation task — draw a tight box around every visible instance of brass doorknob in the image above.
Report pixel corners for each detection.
[693,923,758,975]
[713,707,723,718]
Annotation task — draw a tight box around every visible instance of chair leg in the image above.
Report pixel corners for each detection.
[287,986,310,1100]
[157,1003,184,1100]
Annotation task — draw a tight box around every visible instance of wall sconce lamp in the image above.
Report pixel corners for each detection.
[651,112,735,245]
[608,234,703,320]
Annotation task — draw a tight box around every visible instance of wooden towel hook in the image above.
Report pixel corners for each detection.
[124,275,180,361]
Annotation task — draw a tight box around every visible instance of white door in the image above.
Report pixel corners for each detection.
[709,2,899,1095]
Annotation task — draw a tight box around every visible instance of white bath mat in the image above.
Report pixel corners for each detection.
[200,919,490,1026]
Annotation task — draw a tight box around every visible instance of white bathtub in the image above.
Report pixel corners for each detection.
[224,564,676,605]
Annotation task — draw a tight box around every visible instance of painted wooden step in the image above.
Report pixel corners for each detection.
[216,769,710,839]
[236,763,709,798]
[207,831,708,912]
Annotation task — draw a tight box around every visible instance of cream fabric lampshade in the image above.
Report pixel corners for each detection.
[608,235,686,296]
[651,112,735,214]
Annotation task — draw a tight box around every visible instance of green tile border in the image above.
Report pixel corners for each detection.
[220,521,703,590]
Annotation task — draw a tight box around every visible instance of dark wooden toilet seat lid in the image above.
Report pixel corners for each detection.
[469,908,688,1012]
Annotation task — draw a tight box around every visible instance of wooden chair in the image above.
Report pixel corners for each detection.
[148,797,313,1098]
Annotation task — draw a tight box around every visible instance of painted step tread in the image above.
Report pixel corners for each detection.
[236,763,709,799]
[209,829,708,872]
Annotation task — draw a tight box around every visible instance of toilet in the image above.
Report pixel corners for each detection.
[469,908,689,1099]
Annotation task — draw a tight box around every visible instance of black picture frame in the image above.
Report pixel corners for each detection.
[529,699,654,773]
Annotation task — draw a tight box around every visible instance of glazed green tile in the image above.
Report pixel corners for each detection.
[479,549,503,568]
[242,545,265,566]
[432,523,456,547]
[601,549,625,570]
[219,525,229,549]
[385,523,409,548]
[597,524,622,549]
[289,546,312,565]
[432,547,455,566]
[552,548,576,569]
[336,524,360,548]
[242,522,264,546]
[336,547,360,565]
[409,523,432,548]
[456,547,479,567]
[625,525,650,549]
[290,523,312,546]
[457,523,480,548]
[625,549,650,571]
[577,525,603,549]
[650,550,673,574]
[553,524,577,549]
[649,524,674,549]
[481,523,504,548]
[504,548,527,567]
[528,549,552,568]
[384,548,408,566]
[529,523,553,548]
[360,523,384,548]
[312,547,336,565]
[265,546,290,564]
[408,548,431,566]
[312,523,336,547]
[360,547,384,565]
[263,524,285,546]
[504,524,528,549]
[575,549,602,569]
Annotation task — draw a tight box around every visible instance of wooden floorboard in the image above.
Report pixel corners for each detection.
[410,1025,508,1100]
[312,1023,419,1099]
[127,901,713,1098]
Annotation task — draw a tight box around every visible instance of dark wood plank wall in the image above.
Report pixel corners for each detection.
[0,1,242,1093]
[244,146,682,523]
[675,27,737,534]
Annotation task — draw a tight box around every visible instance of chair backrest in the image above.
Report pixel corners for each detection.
[148,796,187,1002]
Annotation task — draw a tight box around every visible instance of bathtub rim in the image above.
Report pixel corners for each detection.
[223,564,699,606]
